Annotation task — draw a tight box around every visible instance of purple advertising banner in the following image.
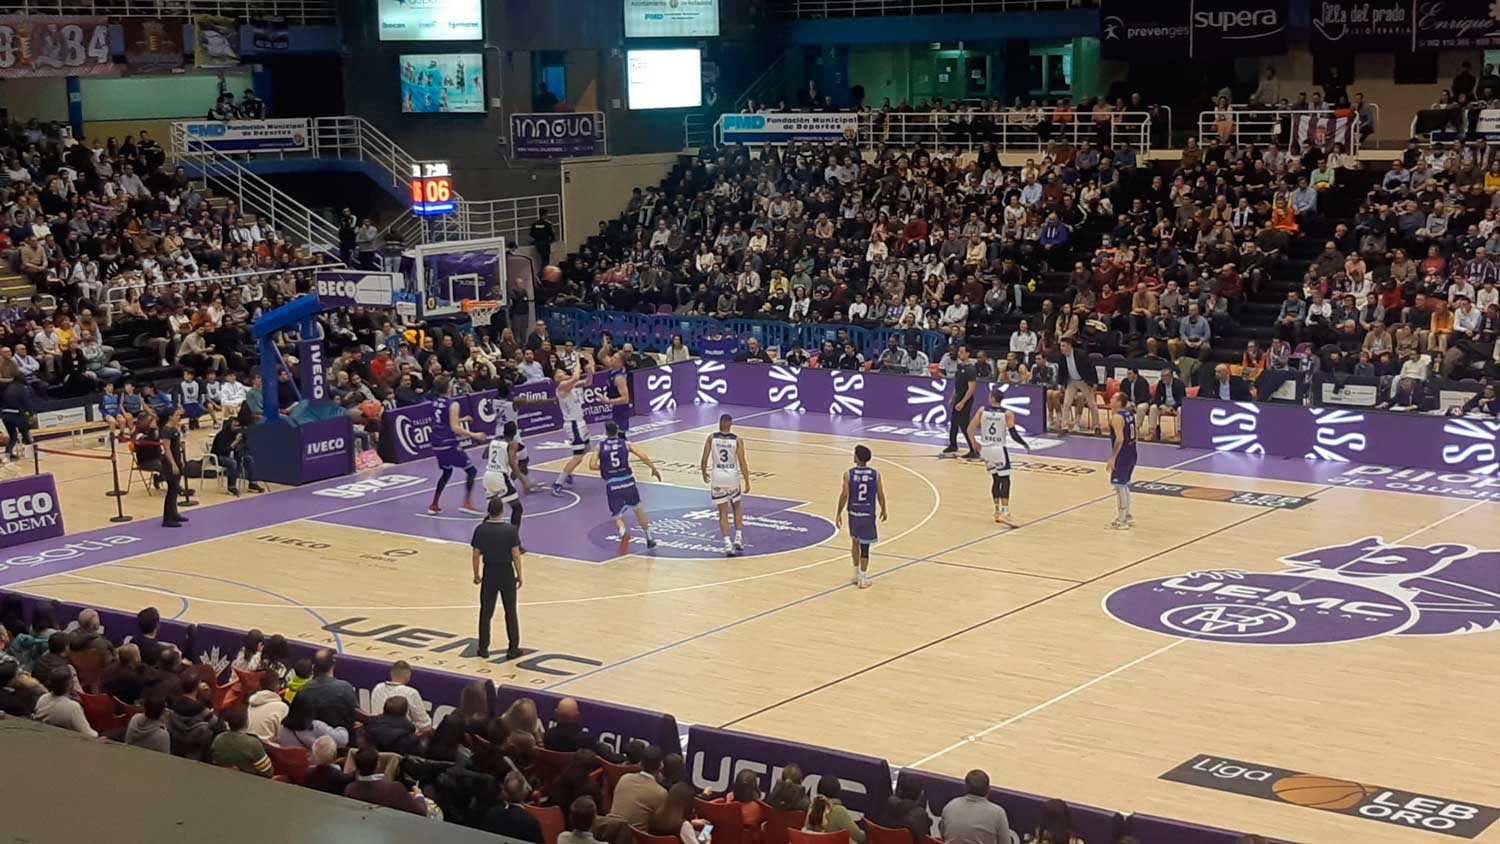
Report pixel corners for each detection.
[1181,398,1500,473]
[510,112,605,159]
[380,374,616,464]
[904,769,1124,844]
[191,622,491,726]
[632,361,1046,433]
[299,416,356,483]
[0,473,64,550]
[299,337,329,404]
[1126,814,1246,844]
[494,685,682,756]
[686,725,891,817]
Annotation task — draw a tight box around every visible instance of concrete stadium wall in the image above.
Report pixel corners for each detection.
[560,152,684,256]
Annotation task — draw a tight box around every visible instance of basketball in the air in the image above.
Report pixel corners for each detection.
[1271,774,1369,810]
[543,265,562,282]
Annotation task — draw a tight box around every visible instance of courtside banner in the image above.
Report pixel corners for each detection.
[686,725,891,817]
[631,361,1045,432]
[179,118,311,153]
[0,474,64,550]
[494,686,682,756]
[720,113,858,144]
[904,769,1124,843]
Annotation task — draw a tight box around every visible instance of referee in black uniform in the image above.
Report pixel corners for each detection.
[471,497,524,659]
[942,344,981,459]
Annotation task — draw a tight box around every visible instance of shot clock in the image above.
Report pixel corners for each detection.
[410,162,456,216]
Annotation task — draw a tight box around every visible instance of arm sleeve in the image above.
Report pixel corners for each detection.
[1008,427,1030,450]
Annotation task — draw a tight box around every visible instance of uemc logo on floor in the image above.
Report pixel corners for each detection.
[1162,755,1498,838]
[1104,536,1500,645]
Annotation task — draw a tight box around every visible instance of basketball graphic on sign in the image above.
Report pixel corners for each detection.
[1272,774,1370,810]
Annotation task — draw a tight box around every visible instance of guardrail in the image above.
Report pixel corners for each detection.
[1197,108,1363,153]
[170,123,340,250]
[542,306,951,360]
[714,111,1154,152]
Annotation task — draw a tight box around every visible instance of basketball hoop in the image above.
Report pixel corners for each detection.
[461,298,502,328]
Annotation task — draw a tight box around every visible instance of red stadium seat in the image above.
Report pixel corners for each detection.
[633,827,685,844]
[757,803,807,844]
[67,648,106,693]
[525,803,565,844]
[788,830,849,844]
[695,798,747,844]
[79,692,125,733]
[863,821,914,844]
[264,743,309,785]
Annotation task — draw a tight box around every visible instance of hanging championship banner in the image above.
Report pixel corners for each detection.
[124,19,186,72]
[0,16,118,78]
[194,15,240,68]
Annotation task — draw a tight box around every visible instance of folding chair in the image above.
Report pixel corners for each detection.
[758,803,808,844]
[863,821,914,844]
[633,828,685,844]
[79,692,126,733]
[124,441,157,496]
[67,648,107,693]
[200,440,225,490]
[264,743,310,785]
[788,832,849,844]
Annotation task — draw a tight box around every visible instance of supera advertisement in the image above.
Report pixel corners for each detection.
[379,373,615,464]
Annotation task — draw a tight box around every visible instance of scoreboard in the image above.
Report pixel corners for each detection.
[410,161,456,216]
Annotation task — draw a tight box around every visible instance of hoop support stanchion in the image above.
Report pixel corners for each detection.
[106,435,131,523]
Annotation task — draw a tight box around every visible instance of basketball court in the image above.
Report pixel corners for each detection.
[4,403,1497,844]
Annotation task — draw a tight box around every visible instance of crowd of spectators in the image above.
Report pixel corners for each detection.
[541,83,1500,424]
[0,594,1292,844]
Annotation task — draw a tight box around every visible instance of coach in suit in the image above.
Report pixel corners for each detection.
[1056,338,1099,433]
[1203,364,1252,401]
[1148,368,1188,440]
[1119,368,1153,423]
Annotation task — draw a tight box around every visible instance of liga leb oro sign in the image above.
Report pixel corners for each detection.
[1162,754,1499,838]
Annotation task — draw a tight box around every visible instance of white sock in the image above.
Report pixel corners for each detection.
[735,529,744,543]
[723,535,733,548]
[1000,505,1010,515]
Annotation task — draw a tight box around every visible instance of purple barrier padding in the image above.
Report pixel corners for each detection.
[493,685,682,757]
[686,725,891,817]
[0,473,64,550]
[1127,813,1247,844]
[632,362,1047,432]
[1181,397,1500,473]
[0,590,86,630]
[100,606,194,654]
[191,623,489,726]
[904,769,1123,844]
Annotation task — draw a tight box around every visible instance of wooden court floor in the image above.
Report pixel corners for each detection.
[10,412,1500,844]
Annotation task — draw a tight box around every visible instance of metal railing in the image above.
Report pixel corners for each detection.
[770,0,1069,16]
[733,53,788,113]
[170,122,340,250]
[684,113,710,149]
[1197,108,1364,153]
[2,0,335,21]
[463,195,562,245]
[714,111,1154,152]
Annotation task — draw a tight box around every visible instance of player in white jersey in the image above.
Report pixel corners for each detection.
[492,382,540,494]
[699,413,750,556]
[551,358,591,496]
[484,420,525,528]
[966,387,1031,526]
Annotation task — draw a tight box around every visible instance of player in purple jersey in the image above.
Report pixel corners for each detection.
[428,375,487,515]
[603,352,633,438]
[835,445,887,589]
[1106,392,1139,529]
[588,421,662,555]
